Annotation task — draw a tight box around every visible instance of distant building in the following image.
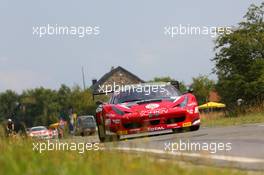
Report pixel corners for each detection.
[208,90,221,102]
[91,66,144,93]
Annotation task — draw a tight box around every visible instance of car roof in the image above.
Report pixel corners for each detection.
[124,82,170,87]
[78,115,94,119]
[31,126,47,129]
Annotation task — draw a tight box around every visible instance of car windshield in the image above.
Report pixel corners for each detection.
[31,127,46,131]
[111,84,181,104]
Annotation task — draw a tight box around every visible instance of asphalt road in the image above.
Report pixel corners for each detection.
[73,123,264,171]
[104,123,264,171]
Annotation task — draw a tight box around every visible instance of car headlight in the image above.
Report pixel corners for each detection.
[187,106,199,114]
[180,96,188,107]
[105,118,121,125]
[194,106,199,113]
[111,106,125,116]
[105,119,111,125]
[111,119,121,124]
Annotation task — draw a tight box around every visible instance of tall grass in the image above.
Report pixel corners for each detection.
[0,132,258,175]
[201,110,264,127]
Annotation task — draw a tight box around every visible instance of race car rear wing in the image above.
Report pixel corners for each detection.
[92,91,114,101]
[170,81,180,90]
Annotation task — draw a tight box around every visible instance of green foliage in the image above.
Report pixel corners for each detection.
[213,2,264,107]
[0,85,96,128]
[70,86,97,116]
[151,76,175,82]
[0,90,19,122]
[201,112,264,127]
[191,75,215,105]
[20,87,60,127]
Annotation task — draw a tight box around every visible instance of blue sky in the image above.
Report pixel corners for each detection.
[0,0,263,92]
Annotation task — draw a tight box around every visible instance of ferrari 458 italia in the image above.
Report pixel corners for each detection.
[95,82,200,142]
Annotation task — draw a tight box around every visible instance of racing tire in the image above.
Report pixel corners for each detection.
[97,124,120,142]
[97,124,107,142]
[190,125,200,131]
[172,128,183,133]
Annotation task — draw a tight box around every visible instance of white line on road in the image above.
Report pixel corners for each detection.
[114,147,264,164]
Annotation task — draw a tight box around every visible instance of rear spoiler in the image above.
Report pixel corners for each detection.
[170,81,180,90]
[92,91,114,101]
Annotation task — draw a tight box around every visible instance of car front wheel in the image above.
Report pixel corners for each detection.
[190,125,200,131]
[97,124,107,142]
[97,124,120,142]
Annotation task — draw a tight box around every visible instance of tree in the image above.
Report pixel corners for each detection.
[70,86,97,116]
[191,75,215,105]
[213,2,264,107]
[0,90,19,122]
[0,84,99,128]
[57,84,72,119]
[20,87,60,127]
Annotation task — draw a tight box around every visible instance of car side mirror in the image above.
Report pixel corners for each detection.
[96,100,103,105]
[183,87,194,94]
[187,87,194,93]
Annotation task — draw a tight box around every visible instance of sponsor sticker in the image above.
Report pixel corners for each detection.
[182,122,192,127]
[148,126,165,132]
[145,103,160,109]
[140,108,168,116]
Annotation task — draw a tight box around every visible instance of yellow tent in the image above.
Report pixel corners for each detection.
[198,102,226,109]
[49,123,59,129]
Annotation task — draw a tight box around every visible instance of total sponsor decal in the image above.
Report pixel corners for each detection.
[148,126,165,132]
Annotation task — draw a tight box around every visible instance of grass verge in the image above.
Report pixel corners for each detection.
[0,137,261,175]
[201,112,264,127]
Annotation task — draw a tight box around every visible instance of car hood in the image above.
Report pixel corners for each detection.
[115,96,186,113]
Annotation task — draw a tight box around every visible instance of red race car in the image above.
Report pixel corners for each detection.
[95,82,200,142]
